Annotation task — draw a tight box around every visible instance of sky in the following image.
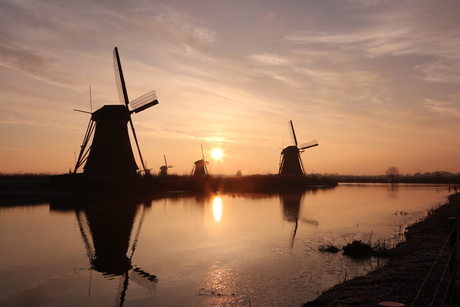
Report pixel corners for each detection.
[1,0,460,176]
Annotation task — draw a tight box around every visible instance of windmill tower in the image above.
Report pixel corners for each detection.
[192,145,209,176]
[159,155,173,176]
[73,47,158,178]
[278,120,318,175]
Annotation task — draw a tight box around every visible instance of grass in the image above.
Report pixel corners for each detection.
[0,172,53,180]
[318,231,396,258]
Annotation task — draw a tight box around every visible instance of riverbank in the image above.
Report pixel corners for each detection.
[0,173,337,203]
[304,192,460,306]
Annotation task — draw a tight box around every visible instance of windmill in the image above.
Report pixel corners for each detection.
[192,145,209,176]
[278,120,318,175]
[159,155,173,176]
[73,47,159,178]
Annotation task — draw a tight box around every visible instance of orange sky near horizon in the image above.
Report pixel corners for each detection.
[1,0,460,176]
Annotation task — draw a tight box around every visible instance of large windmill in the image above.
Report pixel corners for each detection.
[278,120,318,175]
[73,47,158,178]
[159,155,173,176]
[192,145,209,176]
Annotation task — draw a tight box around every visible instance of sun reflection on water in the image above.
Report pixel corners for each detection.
[213,196,222,223]
[195,267,249,306]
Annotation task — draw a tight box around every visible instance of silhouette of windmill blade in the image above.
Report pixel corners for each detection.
[200,145,209,163]
[299,139,318,150]
[114,47,130,107]
[130,90,158,113]
[113,47,149,172]
[163,155,173,168]
[289,120,298,147]
[73,119,96,173]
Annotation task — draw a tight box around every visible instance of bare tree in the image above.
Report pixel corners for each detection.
[385,166,399,182]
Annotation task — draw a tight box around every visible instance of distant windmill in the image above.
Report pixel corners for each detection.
[192,145,209,176]
[159,155,173,176]
[278,120,318,175]
[73,47,159,177]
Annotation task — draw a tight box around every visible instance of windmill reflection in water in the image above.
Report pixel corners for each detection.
[74,198,157,306]
[280,193,319,248]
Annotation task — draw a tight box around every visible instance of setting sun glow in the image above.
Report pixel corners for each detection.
[211,148,224,160]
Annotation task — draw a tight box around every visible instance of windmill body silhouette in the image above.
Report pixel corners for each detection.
[74,47,158,177]
[192,145,209,176]
[278,120,318,175]
[159,155,173,176]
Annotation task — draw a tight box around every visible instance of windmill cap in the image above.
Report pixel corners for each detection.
[92,105,131,121]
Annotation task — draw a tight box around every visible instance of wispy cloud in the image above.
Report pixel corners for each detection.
[415,60,460,84]
[0,39,81,86]
[248,53,290,66]
[424,99,460,118]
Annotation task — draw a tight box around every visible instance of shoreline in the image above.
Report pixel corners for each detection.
[303,192,460,306]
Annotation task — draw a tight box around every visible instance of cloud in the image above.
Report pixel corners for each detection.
[423,99,460,118]
[248,53,290,66]
[0,39,81,86]
[415,60,460,84]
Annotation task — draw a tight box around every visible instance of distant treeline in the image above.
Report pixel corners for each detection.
[319,171,460,184]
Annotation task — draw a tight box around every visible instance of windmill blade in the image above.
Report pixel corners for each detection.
[113,47,130,106]
[113,47,148,172]
[74,119,96,173]
[74,109,91,114]
[299,139,319,150]
[289,120,298,147]
[201,144,205,160]
[130,90,158,113]
[164,155,168,166]
[129,118,147,172]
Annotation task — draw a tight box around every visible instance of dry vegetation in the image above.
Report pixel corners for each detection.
[304,193,460,306]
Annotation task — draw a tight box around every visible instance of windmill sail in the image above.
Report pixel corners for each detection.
[289,120,298,146]
[130,90,158,113]
[114,47,130,106]
[112,47,159,174]
[299,139,318,150]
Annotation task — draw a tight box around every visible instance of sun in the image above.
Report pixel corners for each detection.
[211,148,224,160]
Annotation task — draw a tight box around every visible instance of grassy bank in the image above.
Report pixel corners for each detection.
[1,173,338,201]
[0,173,52,201]
[304,192,460,306]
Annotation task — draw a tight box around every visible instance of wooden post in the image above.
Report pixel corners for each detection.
[448,217,458,298]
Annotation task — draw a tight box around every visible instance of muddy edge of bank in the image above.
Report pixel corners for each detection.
[303,192,460,307]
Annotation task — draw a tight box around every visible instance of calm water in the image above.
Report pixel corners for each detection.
[0,183,450,307]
